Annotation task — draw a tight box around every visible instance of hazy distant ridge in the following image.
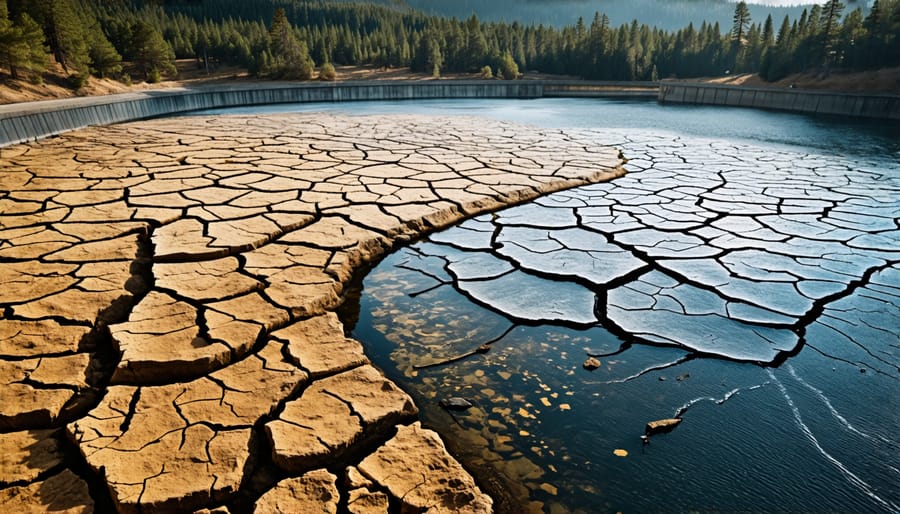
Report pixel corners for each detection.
[386,0,820,30]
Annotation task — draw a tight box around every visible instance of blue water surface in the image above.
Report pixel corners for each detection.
[196,98,899,513]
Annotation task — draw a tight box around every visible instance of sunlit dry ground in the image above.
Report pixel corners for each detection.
[0,113,622,513]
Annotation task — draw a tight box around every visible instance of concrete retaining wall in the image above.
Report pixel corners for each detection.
[8,79,890,148]
[542,81,658,98]
[0,81,547,147]
[658,82,900,120]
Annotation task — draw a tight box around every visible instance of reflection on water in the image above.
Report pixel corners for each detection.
[192,97,900,158]
[354,243,900,512]
[341,100,899,513]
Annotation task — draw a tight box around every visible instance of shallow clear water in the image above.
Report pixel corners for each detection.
[192,97,900,157]
[199,99,900,512]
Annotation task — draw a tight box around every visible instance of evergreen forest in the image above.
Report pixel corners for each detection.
[0,0,898,87]
[381,0,814,33]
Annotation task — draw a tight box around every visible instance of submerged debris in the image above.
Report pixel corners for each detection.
[439,397,474,411]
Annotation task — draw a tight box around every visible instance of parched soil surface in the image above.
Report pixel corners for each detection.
[696,66,900,94]
[0,112,622,513]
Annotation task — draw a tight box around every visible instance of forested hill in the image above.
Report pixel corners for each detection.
[0,0,898,90]
[382,0,819,32]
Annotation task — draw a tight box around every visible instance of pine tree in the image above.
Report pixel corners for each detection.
[268,8,313,79]
[776,15,792,46]
[762,15,775,48]
[424,31,442,77]
[587,12,610,77]
[464,15,487,70]
[807,5,823,37]
[840,8,865,67]
[730,1,752,71]
[731,1,752,46]
[86,17,122,78]
[36,0,90,75]
[130,21,176,82]
[0,2,48,80]
[760,14,793,81]
[819,0,845,68]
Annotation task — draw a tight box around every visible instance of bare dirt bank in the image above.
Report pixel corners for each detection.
[3,59,895,106]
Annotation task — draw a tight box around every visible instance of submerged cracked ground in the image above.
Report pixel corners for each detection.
[354,128,900,512]
[0,112,624,513]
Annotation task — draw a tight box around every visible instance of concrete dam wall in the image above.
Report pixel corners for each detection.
[0,81,543,147]
[658,82,900,120]
[0,80,662,148]
[4,79,892,148]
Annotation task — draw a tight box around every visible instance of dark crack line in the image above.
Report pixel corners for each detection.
[321,389,366,429]
[803,342,897,379]
[596,355,694,385]
[118,387,141,433]
[14,375,81,394]
[413,323,516,370]
[811,316,900,375]
[135,463,167,511]
[407,280,448,298]
[172,389,193,451]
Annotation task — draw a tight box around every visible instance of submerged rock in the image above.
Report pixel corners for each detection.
[645,418,682,435]
[439,397,474,411]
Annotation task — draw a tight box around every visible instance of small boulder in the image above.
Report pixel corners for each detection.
[645,418,682,435]
[583,357,601,371]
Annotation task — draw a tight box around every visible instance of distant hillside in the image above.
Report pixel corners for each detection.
[380,0,835,30]
[3,0,895,101]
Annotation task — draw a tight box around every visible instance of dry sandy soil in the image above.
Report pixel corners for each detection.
[0,60,552,105]
[0,59,897,105]
[698,66,900,93]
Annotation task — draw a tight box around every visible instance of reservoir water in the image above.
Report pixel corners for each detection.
[197,99,899,512]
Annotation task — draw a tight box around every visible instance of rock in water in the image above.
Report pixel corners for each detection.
[583,357,601,371]
[645,418,682,435]
[439,397,473,411]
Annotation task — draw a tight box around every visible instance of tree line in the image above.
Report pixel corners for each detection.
[0,0,898,87]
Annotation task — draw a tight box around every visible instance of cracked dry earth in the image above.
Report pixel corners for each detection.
[408,131,900,363]
[362,129,899,512]
[0,113,622,513]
